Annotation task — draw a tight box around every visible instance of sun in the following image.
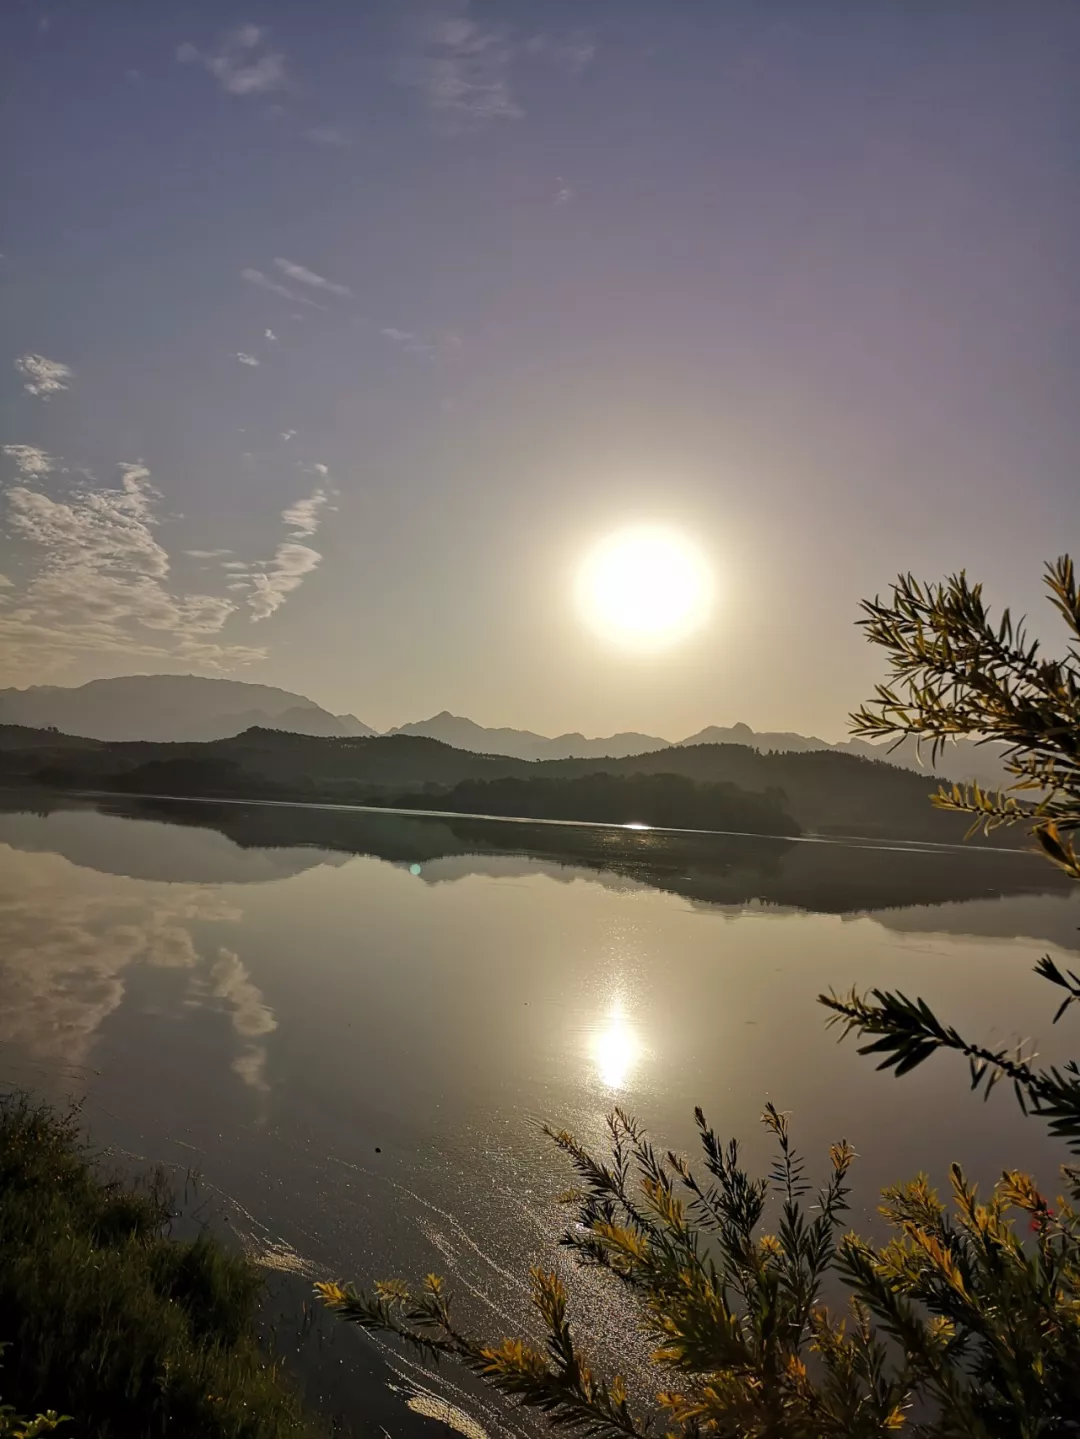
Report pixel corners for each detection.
[576,526,714,650]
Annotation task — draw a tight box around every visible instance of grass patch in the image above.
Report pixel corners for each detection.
[0,1092,324,1438]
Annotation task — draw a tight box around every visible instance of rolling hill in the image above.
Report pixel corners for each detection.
[0,723,1025,847]
[0,676,1010,788]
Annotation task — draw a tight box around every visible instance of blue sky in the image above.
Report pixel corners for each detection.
[2,1,1078,738]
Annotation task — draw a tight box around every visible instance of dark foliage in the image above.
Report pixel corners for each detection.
[379,771,801,835]
[0,1094,321,1439]
[0,724,1020,845]
[825,556,1080,1155]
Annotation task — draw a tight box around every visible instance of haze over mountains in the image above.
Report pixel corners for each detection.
[0,674,1009,786]
[0,676,374,743]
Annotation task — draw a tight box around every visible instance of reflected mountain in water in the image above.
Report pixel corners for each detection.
[0,795,346,885]
[2,789,1072,923]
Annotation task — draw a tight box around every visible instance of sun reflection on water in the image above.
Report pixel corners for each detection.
[589,997,643,1091]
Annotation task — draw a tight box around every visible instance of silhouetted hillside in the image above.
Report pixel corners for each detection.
[0,724,1022,845]
[381,771,801,835]
[539,744,975,840]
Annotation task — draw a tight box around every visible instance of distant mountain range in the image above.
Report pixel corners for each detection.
[0,676,374,744]
[0,675,1009,786]
[392,712,1010,788]
[388,711,671,761]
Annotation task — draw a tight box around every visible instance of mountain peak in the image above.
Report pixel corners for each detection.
[0,675,374,743]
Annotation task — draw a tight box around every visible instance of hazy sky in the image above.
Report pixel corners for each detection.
[2,1,1077,740]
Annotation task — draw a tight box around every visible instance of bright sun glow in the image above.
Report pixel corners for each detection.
[589,998,643,1091]
[576,526,714,650]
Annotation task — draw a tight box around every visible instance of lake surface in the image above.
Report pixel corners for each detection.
[2,790,1079,1435]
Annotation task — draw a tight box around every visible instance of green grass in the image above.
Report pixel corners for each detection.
[0,1093,324,1438]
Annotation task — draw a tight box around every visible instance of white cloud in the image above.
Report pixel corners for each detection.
[273,257,352,297]
[264,328,278,341]
[178,26,287,96]
[0,462,264,681]
[280,430,296,442]
[554,177,574,205]
[241,267,325,309]
[3,444,53,477]
[185,548,233,559]
[242,481,329,622]
[281,488,327,538]
[400,13,522,127]
[0,574,13,588]
[248,542,322,621]
[235,351,260,366]
[311,462,329,476]
[15,353,73,398]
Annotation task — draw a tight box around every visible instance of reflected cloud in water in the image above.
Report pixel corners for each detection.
[0,843,277,1095]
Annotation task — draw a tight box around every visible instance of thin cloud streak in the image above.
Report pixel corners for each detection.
[273,258,352,297]
[241,268,325,309]
[177,26,288,96]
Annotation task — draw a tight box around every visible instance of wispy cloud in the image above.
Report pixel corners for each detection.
[247,542,322,622]
[241,267,325,309]
[554,176,574,205]
[280,488,328,538]
[273,258,352,297]
[177,25,287,96]
[185,548,233,559]
[3,444,53,477]
[235,352,260,367]
[399,13,596,129]
[280,430,297,442]
[15,353,73,398]
[242,482,329,622]
[380,326,462,359]
[0,461,264,680]
[264,329,278,342]
[400,13,522,128]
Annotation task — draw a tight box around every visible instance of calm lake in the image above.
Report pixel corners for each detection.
[2,791,1079,1434]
